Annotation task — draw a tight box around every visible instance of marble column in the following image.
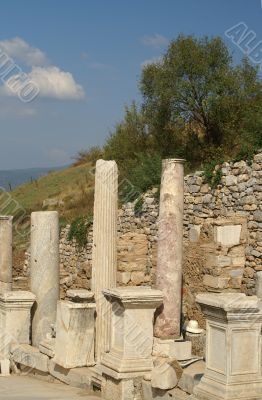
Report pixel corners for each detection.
[30,211,59,347]
[92,159,118,362]
[0,216,13,292]
[154,159,185,339]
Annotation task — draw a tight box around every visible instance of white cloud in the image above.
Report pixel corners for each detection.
[142,34,169,48]
[2,66,85,100]
[28,66,85,100]
[0,38,85,101]
[141,56,163,68]
[0,37,48,66]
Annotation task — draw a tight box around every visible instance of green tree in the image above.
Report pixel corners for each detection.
[104,102,149,165]
[140,35,262,165]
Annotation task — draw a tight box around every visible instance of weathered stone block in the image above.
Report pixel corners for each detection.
[130,271,145,284]
[214,224,242,247]
[12,344,49,372]
[0,291,36,357]
[203,275,229,289]
[206,255,231,268]
[48,359,94,389]
[53,300,95,369]
[117,271,131,285]
[188,226,201,243]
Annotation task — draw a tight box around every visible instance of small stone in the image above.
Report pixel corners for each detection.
[189,185,200,193]
[254,211,262,222]
[225,175,237,186]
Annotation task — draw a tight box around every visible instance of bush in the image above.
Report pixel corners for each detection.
[73,146,104,166]
[68,214,93,248]
[203,159,223,189]
[119,153,162,203]
[134,197,144,216]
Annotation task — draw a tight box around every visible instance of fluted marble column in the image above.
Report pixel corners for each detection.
[154,159,185,339]
[92,159,118,362]
[0,216,13,292]
[30,211,59,347]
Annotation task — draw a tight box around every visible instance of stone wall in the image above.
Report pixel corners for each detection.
[19,152,262,322]
[21,189,159,298]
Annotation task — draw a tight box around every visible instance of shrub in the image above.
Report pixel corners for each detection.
[203,159,223,189]
[119,153,162,203]
[73,146,104,166]
[68,214,93,248]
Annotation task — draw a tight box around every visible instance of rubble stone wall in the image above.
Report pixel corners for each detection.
[21,152,262,319]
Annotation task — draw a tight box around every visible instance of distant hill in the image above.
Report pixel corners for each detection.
[0,166,67,191]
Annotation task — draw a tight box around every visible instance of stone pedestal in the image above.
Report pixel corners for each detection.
[154,159,185,339]
[30,211,59,347]
[101,287,163,379]
[92,160,118,361]
[0,291,36,357]
[53,292,96,368]
[0,216,13,292]
[191,293,262,400]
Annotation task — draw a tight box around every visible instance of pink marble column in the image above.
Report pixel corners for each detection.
[154,159,185,339]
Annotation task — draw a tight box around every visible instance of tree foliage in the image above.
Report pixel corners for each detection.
[140,35,262,166]
[102,35,261,196]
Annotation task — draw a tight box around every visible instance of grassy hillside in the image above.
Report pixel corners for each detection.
[0,166,67,191]
[7,162,95,258]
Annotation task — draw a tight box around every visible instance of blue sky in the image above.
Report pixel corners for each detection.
[0,0,261,169]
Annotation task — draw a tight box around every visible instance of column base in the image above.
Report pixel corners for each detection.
[192,375,262,400]
[102,349,153,379]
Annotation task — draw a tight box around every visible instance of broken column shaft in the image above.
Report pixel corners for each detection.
[154,159,185,339]
[0,216,13,292]
[92,159,118,362]
[30,211,59,347]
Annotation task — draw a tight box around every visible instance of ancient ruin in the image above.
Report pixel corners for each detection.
[0,153,262,399]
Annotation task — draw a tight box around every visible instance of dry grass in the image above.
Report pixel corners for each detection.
[5,162,95,257]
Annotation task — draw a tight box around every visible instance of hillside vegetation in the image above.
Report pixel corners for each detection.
[7,162,94,258]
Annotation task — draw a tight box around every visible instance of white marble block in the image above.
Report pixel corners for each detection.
[101,287,163,379]
[214,224,242,247]
[191,293,262,400]
[53,299,96,369]
[0,291,36,357]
